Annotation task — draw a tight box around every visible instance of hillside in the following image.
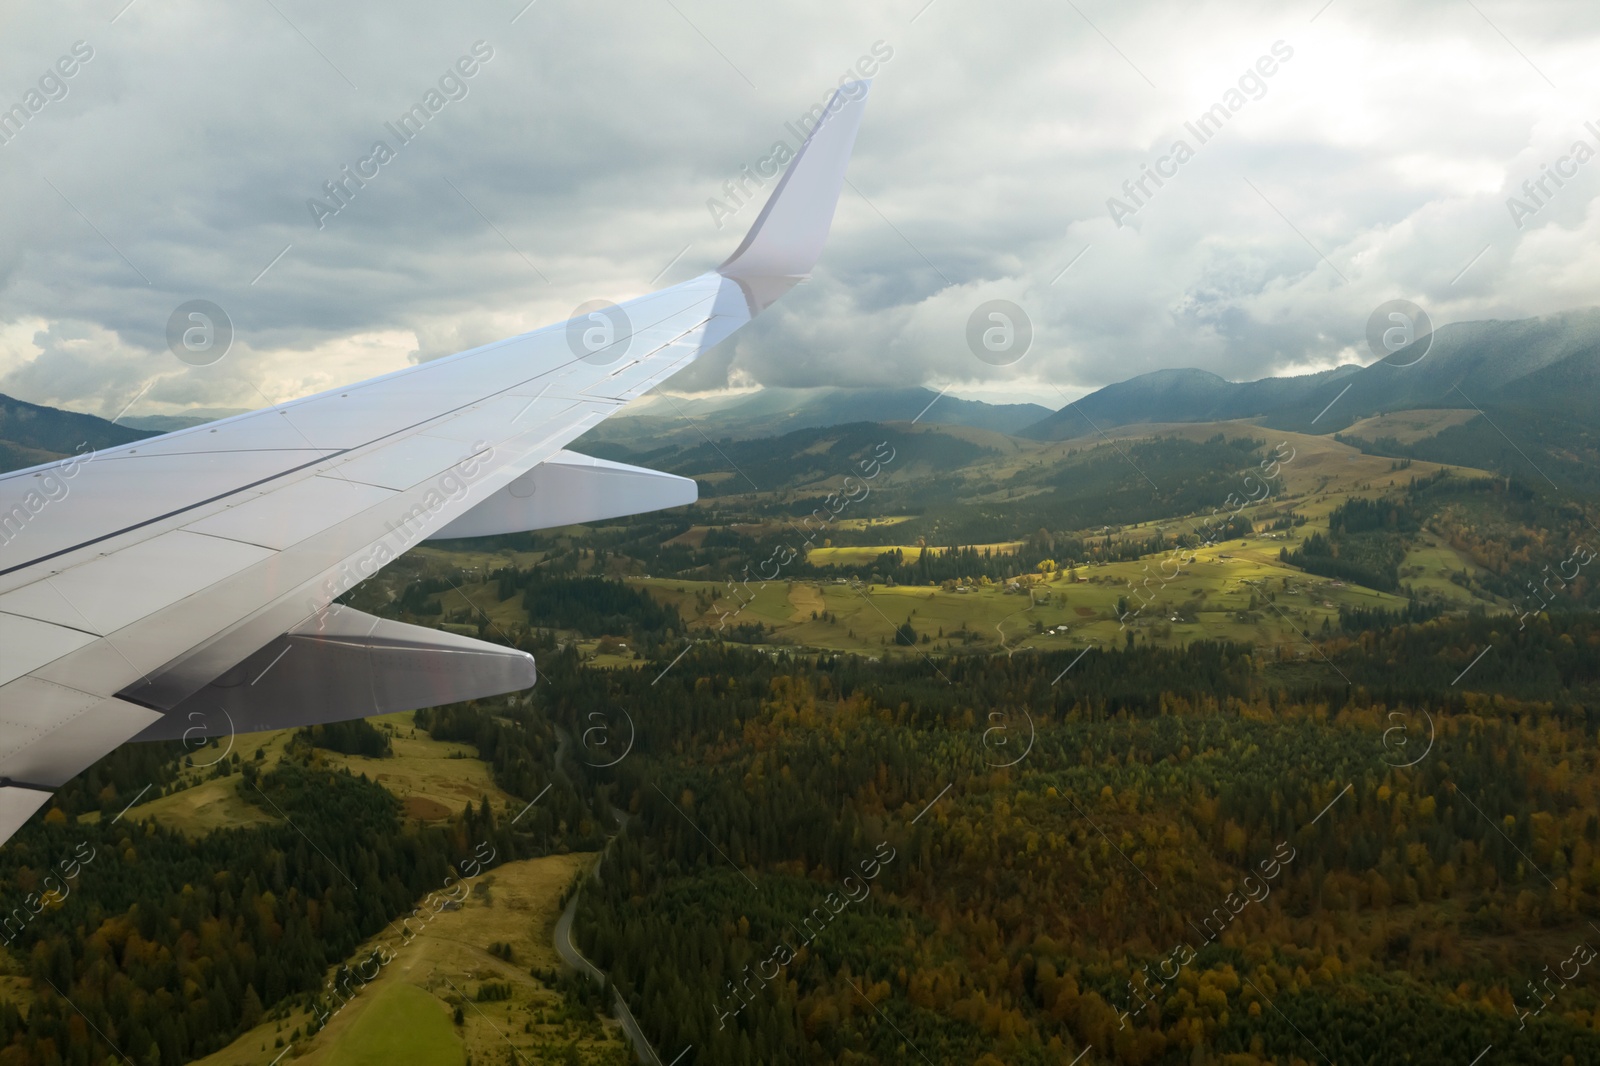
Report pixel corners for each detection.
[2,370,1597,1064]
[0,392,153,464]
[120,407,251,433]
[1022,308,1600,441]
[585,385,1051,448]
[1020,365,1362,439]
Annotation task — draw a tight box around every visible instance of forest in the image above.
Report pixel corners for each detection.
[1,597,1597,1063]
[0,640,615,1066]
[539,615,1600,1064]
[1,428,1597,1064]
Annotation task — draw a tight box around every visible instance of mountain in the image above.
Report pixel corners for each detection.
[1019,365,1361,439]
[120,408,251,433]
[1262,307,1600,432]
[9,305,1599,489]
[1021,306,1600,439]
[0,393,154,470]
[584,385,1051,449]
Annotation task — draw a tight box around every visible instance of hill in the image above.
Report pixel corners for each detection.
[1020,365,1362,439]
[4,344,1597,1064]
[120,407,251,433]
[586,385,1050,448]
[0,392,153,465]
[1023,307,1600,441]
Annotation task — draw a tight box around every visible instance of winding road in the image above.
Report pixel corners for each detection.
[550,727,660,1065]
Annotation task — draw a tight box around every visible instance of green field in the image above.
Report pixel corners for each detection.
[322,984,463,1066]
[186,847,625,1066]
[804,540,1024,567]
[330,421,1513,665]
[113,711,518,837]
[634,530,1425,659]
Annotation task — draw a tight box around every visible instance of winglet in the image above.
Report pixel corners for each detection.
[718,81,871,282]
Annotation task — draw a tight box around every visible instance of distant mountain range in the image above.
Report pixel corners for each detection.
[0,385,1050,475]
[120,409,251,433]
[5,308,1598,489]
[1022,306,1600,438]
[588,385,1052,446]
[1019,365,1363,439]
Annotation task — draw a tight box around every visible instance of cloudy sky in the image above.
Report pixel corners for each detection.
[2,0,1599,417]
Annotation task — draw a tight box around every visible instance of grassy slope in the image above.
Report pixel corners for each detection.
[1339,407,1479,445]
[190,852,625,1066]
[378,421,1506,661]
[320,983,462,1066]
[18,709,628,1066]
[116,712,520,837]
[636,543,1418,658]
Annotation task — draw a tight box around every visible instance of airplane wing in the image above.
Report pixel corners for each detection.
[0,81,872,845]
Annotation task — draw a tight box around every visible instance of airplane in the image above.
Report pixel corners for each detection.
[0,81,873,847]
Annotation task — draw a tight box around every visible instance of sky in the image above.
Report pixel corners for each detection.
[1,0,1599,417]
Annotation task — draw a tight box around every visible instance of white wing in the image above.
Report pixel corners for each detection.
[0,82,872,844]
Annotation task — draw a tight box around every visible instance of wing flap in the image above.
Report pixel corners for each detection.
[0,533,275,635]
[0,612,98,688]
[0,450,331,585]
[0,786,53,847]
[0,679,161,787]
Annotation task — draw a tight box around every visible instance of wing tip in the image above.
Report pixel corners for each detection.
[716,80,872,282]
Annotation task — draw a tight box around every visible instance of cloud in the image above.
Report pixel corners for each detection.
[1,0,1599,418]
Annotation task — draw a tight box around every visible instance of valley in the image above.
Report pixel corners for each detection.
[3,323,1599,1064]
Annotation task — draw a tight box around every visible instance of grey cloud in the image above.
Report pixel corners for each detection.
[1,0,1600,416]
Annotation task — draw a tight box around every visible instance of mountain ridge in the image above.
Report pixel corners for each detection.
[589,384,1052,445]
[1022,306,1600,439]
[4,307,1597,480]
[0,392,154,471]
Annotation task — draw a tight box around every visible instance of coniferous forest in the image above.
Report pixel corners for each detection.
[536,616,1600,1064]
[6,555,1600,1062]
[3,428,1600,1065]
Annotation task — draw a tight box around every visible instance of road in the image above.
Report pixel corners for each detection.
[550,727,659,1065]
